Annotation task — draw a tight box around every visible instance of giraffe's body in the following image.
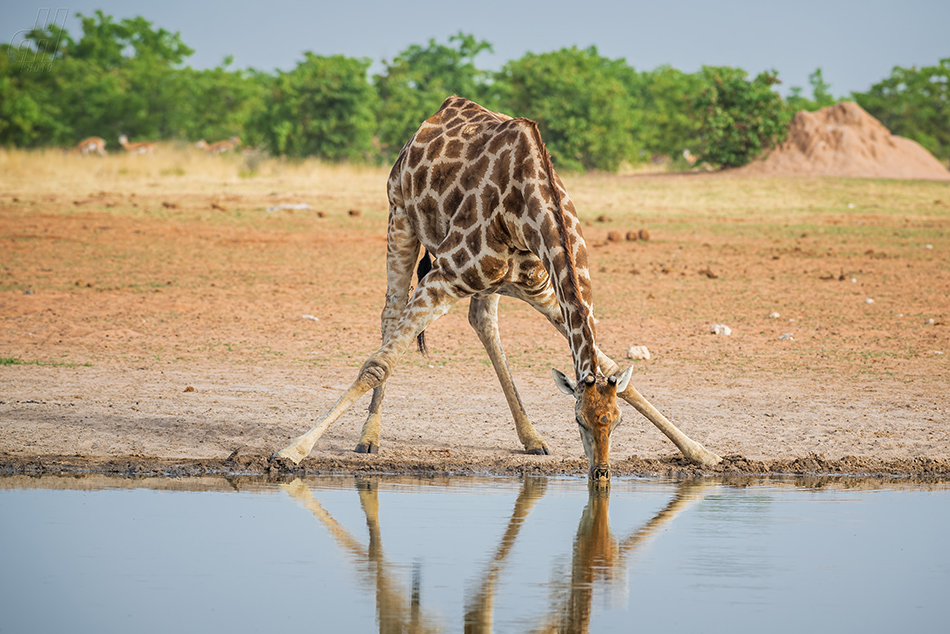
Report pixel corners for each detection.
[276,97,721,479]
[385,97,595,380]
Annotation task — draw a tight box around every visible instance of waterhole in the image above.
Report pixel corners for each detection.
[1,475,947,633]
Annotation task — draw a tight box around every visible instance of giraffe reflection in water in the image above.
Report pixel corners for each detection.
[280,478,708,633]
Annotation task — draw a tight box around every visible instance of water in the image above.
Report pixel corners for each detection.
[1,475,948,633]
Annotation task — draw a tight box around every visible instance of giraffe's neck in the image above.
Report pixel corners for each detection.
[519,126,598,381]
[539,211,598,382]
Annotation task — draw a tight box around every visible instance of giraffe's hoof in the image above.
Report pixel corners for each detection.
[355,442,379,454]
[268,454,297,471]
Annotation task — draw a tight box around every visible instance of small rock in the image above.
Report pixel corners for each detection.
[865,298,874,304]
[183,386,196,393]
[266,203,312,212]
[778,333,794,341]
[626,345,651,360]
[607,231,623,242]
[768,312,781,319]
[709,324,732,336]
[595,214,612,223]
[925,318,935,325]
[625,231,639,241]
[925,244,933,249]
[638,228,651,241]
[302,314,319,321]
[348,209,361,217]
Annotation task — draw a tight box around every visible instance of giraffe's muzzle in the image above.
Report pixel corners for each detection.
[590,465,610,483]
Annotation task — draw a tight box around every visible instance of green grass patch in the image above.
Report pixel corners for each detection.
[0,356,92,367]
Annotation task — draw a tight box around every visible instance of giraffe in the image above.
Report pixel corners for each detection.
[274,96,721,480]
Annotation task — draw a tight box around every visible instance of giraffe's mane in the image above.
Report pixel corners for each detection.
[524,120,597,377]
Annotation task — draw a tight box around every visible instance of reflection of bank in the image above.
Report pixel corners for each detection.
[281,478,708,634]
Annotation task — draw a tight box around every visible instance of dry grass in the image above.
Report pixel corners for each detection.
[3,145,948,223]
[0,147,388,215]
[1,146,948,380]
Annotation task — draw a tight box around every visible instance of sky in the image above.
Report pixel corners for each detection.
[2,0,948,96]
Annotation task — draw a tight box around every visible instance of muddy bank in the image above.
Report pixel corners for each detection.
[4,451,949,481]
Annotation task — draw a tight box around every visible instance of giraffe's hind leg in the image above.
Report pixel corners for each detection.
[274,265,467,464]
[356,386,384,454]
[469,295,550,455]
[354,203,422,454]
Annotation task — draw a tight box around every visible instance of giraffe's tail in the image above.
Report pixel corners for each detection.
[415,251,432,354]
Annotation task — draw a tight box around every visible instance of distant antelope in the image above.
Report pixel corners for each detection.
[73,137,106,157]
[118,134,155,155]
[196,136,241,155]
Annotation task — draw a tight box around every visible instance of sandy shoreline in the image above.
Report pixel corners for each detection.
[3,363,948,479]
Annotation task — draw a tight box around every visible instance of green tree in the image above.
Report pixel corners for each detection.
[374,33,494,159]
[0,17,73,145]
[248,53,378,160]
[495,46,640,172]
[176,58,268,145]
[853,58,950,161]
[68,10,193,67]
[787,67,838,112]
[0,48,58,146]
[62,11,194,143]
[692,66,791,168]
[0,10,196,147]
[630,65,705,161]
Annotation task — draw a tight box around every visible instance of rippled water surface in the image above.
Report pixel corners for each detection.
[1,475,948,633]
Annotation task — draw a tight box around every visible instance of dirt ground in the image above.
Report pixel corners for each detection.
[1,155,948,479]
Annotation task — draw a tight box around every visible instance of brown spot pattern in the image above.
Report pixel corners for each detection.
[387,96,599,380]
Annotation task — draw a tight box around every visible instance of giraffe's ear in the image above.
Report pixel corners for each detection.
[552,369,576,396]
[613,365,634,393]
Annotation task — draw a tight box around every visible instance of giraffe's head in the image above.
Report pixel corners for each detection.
[553,366,634,484]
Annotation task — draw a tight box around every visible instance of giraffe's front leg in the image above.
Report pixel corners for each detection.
[469,295,550,455]
[594,347,722,467]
